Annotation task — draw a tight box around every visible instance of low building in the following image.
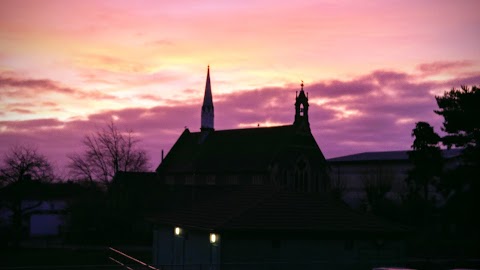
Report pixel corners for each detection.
[0,179,92,245]
[149,186,409,269]
[327,149,463,208]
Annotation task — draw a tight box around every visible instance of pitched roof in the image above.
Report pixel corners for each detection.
[147,186,408,235]
[156,125,327,174]
[327,148,463,163]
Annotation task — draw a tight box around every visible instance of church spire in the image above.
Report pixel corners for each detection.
[201,65,214,131]
[294,80,310,131]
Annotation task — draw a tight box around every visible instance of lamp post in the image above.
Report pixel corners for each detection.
[174,227,185,267]
[209,232,220,269]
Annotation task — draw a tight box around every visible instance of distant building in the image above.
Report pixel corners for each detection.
[0,179,91,244]
[327,149,463,207]
[0,199,66,238]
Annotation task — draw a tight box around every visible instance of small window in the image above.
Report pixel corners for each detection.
[252,175,264,185]
[227,175,239,185]
[206,175,216,185]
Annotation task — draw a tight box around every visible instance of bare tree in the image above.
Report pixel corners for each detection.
[68,121,149,186]
[0,144,54,186]
[0,144,54,246]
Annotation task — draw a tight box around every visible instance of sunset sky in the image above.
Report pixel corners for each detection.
[1,0,479,176]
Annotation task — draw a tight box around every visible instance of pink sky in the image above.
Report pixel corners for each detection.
[1,0,479,176]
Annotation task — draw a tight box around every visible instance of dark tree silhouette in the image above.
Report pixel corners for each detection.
[435,85,480,151]
[407,121,443,201]
[0,144,54,186]
[435,85,480,231]
[435,85,480,178]
[68,121,149,186]
[0,144,54,246]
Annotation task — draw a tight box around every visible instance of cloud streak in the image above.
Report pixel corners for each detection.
[0,73,119,100]
[0,74,76,97]
[417,60,474,75]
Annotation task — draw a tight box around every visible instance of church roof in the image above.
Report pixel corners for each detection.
[156,125,327,174]
[147,186,408,235]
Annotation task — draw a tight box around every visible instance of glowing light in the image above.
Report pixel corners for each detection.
[210,233,218,244]
[174,227,181,236]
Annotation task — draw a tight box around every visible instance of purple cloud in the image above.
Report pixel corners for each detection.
[0,74,76,98]
[417,60,474,75]
[1,67,479,177]
[0,73,119,100]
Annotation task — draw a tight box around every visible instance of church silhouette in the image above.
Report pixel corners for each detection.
[156,66,330,192]
[143,67,408,268]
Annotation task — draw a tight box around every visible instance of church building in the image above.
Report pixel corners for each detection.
[156,66,330,192]
[149,67,409,268]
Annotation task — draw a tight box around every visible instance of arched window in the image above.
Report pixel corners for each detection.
[294,157,310,192]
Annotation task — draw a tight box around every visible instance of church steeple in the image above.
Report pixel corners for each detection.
[294,81,310,131]
[201,66,214,131]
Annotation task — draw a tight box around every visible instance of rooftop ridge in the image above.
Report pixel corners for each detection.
[190,124,294,134]
[328,148,463,162]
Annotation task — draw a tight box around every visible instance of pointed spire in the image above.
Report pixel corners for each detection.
[203,65,213,107]
[201,65,214,131]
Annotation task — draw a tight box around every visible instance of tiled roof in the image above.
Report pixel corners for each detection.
[156,125,327,174]
[147,186,408,235]
[327,148,463,163]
